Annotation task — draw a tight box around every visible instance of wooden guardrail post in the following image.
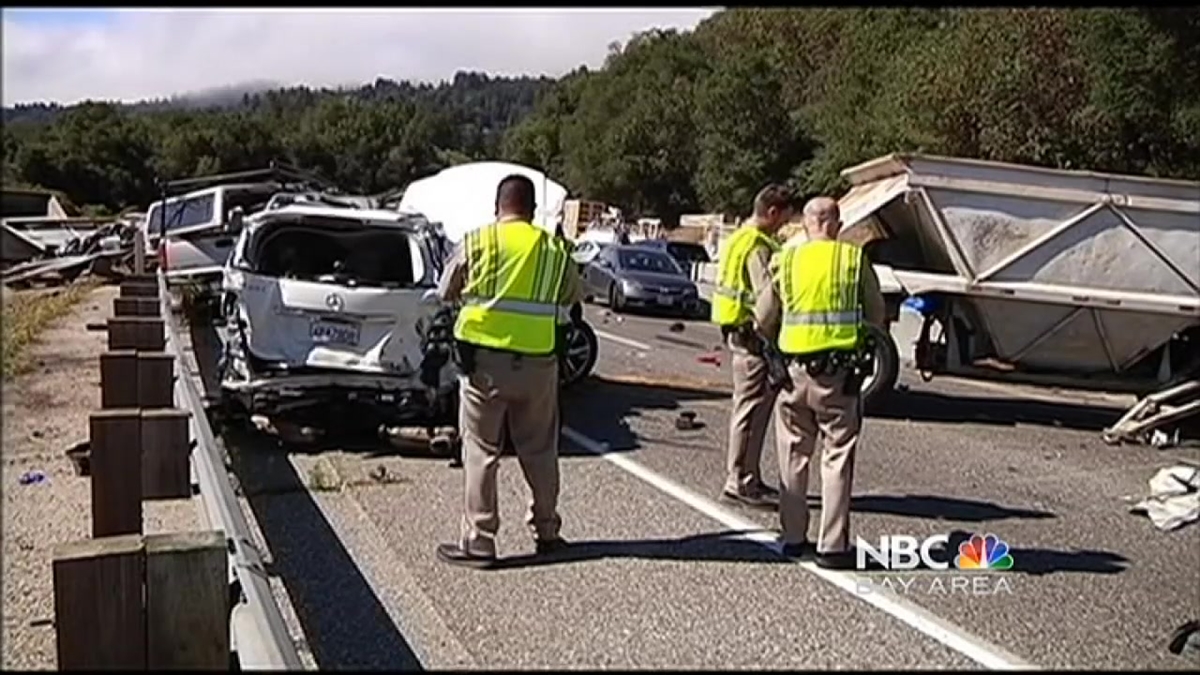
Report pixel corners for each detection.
[145,531,229,670]
[133,230,147,275]
[137,352,175,409]
[120,280,158,298]
[107,317,166,351]
[100,350,140,409]
[89,410,143,537]
[141,409,192,500]
[113,296,161,317]
[53,534,147,669]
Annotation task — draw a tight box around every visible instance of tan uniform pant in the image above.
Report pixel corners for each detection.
[459,349,562,558]
[725,332,778,494]
[774,361,862,553]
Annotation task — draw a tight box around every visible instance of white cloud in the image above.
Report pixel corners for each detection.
[1,8,719,106]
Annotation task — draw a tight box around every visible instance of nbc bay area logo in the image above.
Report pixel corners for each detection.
[854,532,1016,597]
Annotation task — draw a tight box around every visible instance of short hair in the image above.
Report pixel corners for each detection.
[753,184,795,217]
[496,174,536,215]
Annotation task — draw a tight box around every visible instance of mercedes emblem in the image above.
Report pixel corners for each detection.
[325,293,345,312]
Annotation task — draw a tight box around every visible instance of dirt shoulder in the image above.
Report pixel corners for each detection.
[2,284,204,670]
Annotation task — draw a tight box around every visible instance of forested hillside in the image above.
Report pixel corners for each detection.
[4,8,1198,222]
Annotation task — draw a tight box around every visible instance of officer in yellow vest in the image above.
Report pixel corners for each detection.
[711,184,795,509]
[771,196,885,569]
[434,174,583,569]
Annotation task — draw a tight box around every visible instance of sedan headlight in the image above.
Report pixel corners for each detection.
[622,279,643,294]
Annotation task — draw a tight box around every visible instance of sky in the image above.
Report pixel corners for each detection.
[1,7,719,106]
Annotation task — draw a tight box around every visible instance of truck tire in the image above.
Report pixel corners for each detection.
[862,323,900,411]
[561,319,599,389]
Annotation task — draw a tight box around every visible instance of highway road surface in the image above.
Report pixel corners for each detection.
[188,302,1200,671]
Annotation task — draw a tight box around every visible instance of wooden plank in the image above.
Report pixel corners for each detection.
[145,531,230,670]
[113,296,160,317]
[133,230,146,275]
[99,350,139,409]
[107,317,165,351]
[141,409,192,500]
[120,280,158,298]
[52,534,147,670]
[137,352,175,409]
[89,410,143,537]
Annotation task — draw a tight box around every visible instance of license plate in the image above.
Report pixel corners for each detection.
[657,294,675,305]
[311,319,361,346]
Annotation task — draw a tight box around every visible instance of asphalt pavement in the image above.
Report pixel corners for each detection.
[207,302,1200,670]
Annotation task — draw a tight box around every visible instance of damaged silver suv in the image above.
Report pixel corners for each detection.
[213,196,599,452]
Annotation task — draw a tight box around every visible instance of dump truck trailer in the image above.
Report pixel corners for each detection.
[837,153,1199,442]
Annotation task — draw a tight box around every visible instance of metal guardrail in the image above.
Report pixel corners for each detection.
[156,272,303,670]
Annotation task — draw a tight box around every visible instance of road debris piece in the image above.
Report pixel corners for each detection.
[675,411,699,431]
[656,334,710,350]
[64,440,90,477]
[697,353,721,367]
[668,321,685,333]
[1168,620,1200,656]
[18,470,46,485]
[1129,464,1200,531]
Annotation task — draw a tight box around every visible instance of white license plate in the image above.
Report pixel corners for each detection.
[657,294,675,305]
[311,319,361,346]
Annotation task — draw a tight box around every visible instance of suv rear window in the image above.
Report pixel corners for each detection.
[255,226,417,288]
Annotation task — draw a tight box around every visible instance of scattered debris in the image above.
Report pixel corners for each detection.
[1150,429,1181,449]
[675,411,699,431]
[370,465,389,482]
[18,470,46,485]
[656,334,710,350]
[30,429,43,439]
[697,353,721,367]
[1168,620,1200,656]
[64,441,90,477]
[668,322,685,333]
[1129,464,1200,531]
[1103,379,1200,447]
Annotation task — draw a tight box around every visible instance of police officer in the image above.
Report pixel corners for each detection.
[434,174,583,569]
[771,196,886,568]
[711,184,795,509]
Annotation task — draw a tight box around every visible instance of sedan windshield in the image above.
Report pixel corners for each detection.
[617,249,682,275]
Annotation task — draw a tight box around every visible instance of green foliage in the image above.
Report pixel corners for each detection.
[5,9,1198,218]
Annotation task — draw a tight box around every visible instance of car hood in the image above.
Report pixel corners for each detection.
[619,270,694,289]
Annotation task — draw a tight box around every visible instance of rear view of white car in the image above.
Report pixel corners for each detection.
[215,203,460,441]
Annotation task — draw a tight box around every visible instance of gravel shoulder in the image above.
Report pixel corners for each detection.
[1,284,204,670]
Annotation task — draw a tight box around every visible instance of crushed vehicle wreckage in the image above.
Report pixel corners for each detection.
[169,162,600,454]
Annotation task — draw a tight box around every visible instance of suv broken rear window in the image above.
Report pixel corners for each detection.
[255,227,416,288]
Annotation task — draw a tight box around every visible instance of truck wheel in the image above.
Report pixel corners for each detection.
[560,320,599,389]
[862,323,900,411]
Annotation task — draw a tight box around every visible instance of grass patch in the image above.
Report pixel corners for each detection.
[1,281,100,380]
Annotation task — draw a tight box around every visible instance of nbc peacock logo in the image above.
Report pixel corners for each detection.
[954,533,1015,571]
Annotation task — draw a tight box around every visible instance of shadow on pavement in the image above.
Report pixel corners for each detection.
[223,427,426,670]
[561,375,729,452]
[873,387,1121,431]
[942,529,1131,576]
[493,531,789,570]
[813,493,1058,522]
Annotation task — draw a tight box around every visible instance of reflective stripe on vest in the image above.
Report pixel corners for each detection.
[454,220,571,355]
[710,223,780,326]
[776,239,865,356]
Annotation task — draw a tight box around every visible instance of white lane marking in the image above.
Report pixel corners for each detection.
[560,425,1038,671]
[593,329,653,352]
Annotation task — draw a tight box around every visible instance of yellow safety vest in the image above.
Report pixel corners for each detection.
[776,239,866,355]
[454,220,571,356]
[711,223,781,326]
